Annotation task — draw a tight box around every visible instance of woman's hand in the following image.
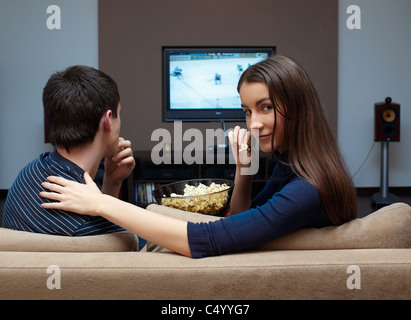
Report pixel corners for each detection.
[40,172,104,216]
[228,126,251,168]
[227,126,254,214]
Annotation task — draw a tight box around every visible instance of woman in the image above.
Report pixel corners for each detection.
[40,56,357,258]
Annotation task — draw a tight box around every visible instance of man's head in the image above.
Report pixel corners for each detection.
[43,65,120,152]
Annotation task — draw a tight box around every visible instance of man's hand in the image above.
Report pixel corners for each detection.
[102,137,135,197]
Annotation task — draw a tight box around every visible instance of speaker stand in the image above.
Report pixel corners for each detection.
[371,142,400,208]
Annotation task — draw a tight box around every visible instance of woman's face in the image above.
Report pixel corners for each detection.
[239,82,285,153]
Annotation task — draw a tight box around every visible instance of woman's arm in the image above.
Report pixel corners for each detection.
[227,126,253,214]
[230,168,253,214]
[40,173,191,257]
[188,177,325,258]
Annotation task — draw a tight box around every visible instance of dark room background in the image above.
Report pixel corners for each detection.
[98,0,338,151]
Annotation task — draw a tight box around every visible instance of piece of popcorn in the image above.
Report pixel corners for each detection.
[239,143,250,152]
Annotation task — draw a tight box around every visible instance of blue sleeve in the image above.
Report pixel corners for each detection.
[250,163,295,208]
[187,178,327,258]
[250,179,277,208]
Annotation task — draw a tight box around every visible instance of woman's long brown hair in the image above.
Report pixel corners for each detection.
[238,56,357,225]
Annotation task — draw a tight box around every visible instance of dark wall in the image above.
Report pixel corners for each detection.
[99,0,338,151]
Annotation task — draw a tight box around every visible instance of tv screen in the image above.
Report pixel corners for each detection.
[162,46,276,122]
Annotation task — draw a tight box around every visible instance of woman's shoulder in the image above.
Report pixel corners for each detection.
[264,176,326,227]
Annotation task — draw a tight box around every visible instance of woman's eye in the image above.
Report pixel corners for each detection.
[262,105,273,111]
[243,110,251,115]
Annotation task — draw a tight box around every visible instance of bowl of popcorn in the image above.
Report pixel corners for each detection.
[152,179,234,216]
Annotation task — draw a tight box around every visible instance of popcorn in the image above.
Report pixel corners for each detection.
[239,143,250,152]
[161,182,230,215]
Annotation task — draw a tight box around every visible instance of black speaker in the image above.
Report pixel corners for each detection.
[374,97,400,142]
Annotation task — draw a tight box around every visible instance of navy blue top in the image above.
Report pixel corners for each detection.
[187,155,331,258]
[2,151,123,236]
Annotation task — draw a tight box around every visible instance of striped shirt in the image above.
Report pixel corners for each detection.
[2,151,123,236]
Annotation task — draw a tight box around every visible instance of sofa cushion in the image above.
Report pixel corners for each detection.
[2,249,411,300]
[0,228,138,252]
[146,202,411,250]
[260,202,411,250]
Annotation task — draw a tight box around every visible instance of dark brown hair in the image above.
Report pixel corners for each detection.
[43,65,120,151]
[238,56,357,225]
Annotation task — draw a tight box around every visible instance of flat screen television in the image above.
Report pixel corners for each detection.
[162,46,276,122]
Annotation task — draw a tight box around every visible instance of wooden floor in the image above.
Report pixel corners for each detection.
[357,187,411,218]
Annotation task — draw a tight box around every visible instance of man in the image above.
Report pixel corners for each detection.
[2,65,135,236]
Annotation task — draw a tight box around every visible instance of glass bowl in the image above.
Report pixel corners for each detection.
[152,178,234,216]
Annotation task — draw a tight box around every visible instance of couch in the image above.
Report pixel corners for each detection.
[1,202,410,300]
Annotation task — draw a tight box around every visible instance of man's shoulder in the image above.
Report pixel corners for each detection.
[12,152,49,183]
[9,151,83,197]
[18,151,84,183]
[4,151,88,235]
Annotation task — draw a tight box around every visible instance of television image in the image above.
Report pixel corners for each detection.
[162,46,276,122]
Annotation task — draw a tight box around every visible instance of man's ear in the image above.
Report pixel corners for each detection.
[101,110,112,133]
